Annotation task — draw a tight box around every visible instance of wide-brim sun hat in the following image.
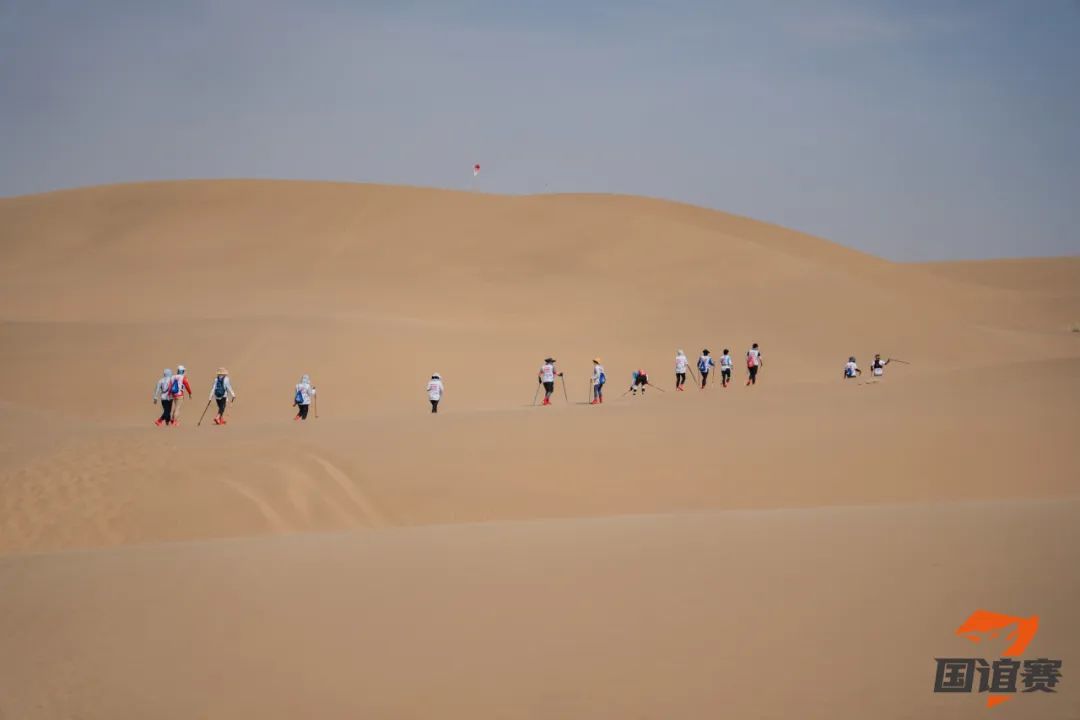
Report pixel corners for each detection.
[593,357,601,363]
[216,367,229,376]
[544,358,555,363]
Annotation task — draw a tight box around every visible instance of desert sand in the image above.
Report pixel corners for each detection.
[0,181,1077,718]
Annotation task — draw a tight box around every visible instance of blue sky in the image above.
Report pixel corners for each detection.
[2,0,1078,260]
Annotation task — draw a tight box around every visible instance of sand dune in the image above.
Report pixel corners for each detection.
[0,181,1077,717]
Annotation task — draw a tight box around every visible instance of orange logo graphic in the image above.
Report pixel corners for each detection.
[955,611,1040,708]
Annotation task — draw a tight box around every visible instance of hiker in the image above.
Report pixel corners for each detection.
[209,368,236,425]
[427,373,444,413]
[746,343,763,386]
[591,358,606,404]
[697,349,715,389]
[153,368,174,426]
[871,354,891,378]
[675,350,689,391]
[537,358,562,406]
[844,356,862,379]
[293,374,316,420]
[169,364,193,425]
[630,369,649,395]
[720,349,733,388]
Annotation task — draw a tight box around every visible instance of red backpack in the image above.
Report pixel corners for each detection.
[746,353,756,368]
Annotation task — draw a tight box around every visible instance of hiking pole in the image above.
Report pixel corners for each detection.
[532,382,541,406]
[197,399,212,427]
[687,366,698,385]
[314,393,319,418]
[560,375,569,403]
[647,382,666,393]
[891,358,911,365]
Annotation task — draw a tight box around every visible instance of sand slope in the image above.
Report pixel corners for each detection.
[0,181,1077,717]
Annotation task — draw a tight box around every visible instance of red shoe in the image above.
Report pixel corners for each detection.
[171,419,179,427]
[294,414,301,421]
[542,398,550,406]
[213,417,221,425]
[155,418,164,427]
[590,399,598,405]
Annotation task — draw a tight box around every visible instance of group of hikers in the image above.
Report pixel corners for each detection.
[843,354,894,380]
[151,344,895,425]
[542,343,766,406]
[151,366,239,426]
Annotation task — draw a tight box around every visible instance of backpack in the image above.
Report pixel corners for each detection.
[747,353,756,368]
[294,387,304,405]
[169,377,182,397]
[214,375,227,399]
[598,370,606,385]
[697,357,707,373]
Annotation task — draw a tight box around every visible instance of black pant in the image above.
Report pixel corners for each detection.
[298,404,310,419]
[543,381,554,398]
[430,399,439,413]
[722,368,731,385]
[748,365,758,384]
[159,399,173,423]
[700,370,709,388]
[676,372,686,387]
[216,397,228,415]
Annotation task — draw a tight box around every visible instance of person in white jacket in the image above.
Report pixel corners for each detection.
[153,368,174,427]
[591,358,606,404]
[844,356,862,379]
[293,374,317,420]
[674,350,689,391]
[209,368,237,425]
[427,373,444,413]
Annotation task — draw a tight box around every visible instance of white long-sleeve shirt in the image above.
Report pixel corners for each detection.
[675,355,688,373]
[210,375,236,400]
[592,364,605,386]
[427,379,444,401]
[154,377,169,401]
[295,382,316,405]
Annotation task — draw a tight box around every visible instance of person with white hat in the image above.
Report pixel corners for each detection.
[426,373,445,413]
[293,374,316,420]
[674,349,689,391]
[209,368,236,425]
[169,364,193,425]
[591,358,606,404]
[153,368,174,427]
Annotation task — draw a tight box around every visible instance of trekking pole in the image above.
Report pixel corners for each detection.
[647,382,666,393]
[687,366,698,384]
[560,375,569,403]
[197,399,213,427]
[891,358,911,365]
[532,382,541,406]
[314,393,319,419]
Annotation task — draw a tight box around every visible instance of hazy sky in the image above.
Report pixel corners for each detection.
[2,0,1078,260]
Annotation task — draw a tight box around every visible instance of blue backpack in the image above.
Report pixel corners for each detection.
[598,370,606,385]
[214,376,227,399]
[698,357,708,373]
[169,377,182,396]
[294,387,304,404]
